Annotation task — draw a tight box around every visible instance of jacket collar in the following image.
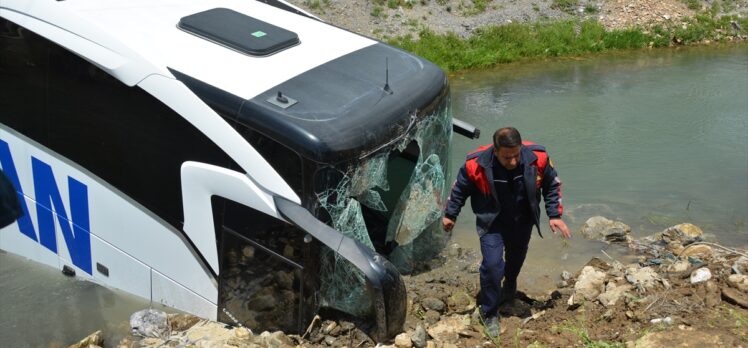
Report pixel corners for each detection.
[477,145,537,169]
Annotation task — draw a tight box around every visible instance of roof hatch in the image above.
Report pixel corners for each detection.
[178,8,300,57]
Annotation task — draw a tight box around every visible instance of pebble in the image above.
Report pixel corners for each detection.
[650,317,673,325]
[690,268,712,284]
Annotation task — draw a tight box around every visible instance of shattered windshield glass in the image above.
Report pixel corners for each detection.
[315,97,452,316]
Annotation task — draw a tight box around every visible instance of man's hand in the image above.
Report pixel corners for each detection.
[442,217,455,233]
[549,218,571,239]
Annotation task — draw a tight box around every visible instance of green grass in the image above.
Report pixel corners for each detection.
[304,0,331,11]
[685,0,702,10]
[462,0,491,15]
[388,14,748,72]
[552,0,579,14]
[371,5,384,17]
[559,321,625,348]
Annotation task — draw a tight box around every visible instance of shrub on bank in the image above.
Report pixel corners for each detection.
[388,14,748,72]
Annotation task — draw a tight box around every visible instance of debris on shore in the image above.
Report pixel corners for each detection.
[82,220,746,347]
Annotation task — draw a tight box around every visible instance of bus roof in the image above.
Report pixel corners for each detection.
[2,0,375,100]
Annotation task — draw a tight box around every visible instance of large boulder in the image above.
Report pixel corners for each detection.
[580,216,632,244]
[574,266,606,301]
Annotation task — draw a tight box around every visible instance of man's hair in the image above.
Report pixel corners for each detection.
[493,127,522,148]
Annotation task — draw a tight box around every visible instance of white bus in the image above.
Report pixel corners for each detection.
[0,0,477,340]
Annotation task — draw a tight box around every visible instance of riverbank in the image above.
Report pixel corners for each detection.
[75,219,748,347]
[285,0,748,71]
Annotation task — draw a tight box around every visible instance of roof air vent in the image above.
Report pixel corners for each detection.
[178,8,300,57]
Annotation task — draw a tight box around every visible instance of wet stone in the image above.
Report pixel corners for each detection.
[411,325,427,348]
[421,297,446,312]
[424,310,441,325]
[130,309,168,338]
[561,270,572,280]
[248,294,277,312]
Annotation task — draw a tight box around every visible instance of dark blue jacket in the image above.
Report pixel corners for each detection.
[444,141,563,237]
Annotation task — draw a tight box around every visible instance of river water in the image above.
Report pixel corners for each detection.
[448,44,748,293]
[1,45,747,346]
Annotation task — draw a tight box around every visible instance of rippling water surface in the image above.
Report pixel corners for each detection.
[448,44,748,293]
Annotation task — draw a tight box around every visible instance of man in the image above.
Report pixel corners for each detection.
[442,127,571,338]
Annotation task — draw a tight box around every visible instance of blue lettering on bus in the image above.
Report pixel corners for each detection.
[0,139,92,275]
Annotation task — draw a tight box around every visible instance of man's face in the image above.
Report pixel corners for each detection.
[495,146,521,170]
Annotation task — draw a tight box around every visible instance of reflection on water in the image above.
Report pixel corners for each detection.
[0,251,166,347]
[448,45,748,294]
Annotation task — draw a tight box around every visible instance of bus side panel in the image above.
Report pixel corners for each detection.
[0,129,217,313]
[87,234,152,300]
[152,269,217,320]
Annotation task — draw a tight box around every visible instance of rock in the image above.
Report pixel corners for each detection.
[447,291,473,313]
[649,317,673,325]
[274,270,294,290]
[140,337,163,346]
[168,313,201,332]
[727,274,748,292]
[557,280,569,288]
[625,267,659,290]
[186,321,234,342]
[421,297,446,312]
[68,330,103,348]
[598,283,633,307]
[411,325,427,348]
[259,331,294,348]
[426,315,470,343]
[574,266,606,301]
[130,309,168,338]
[580,216,632,243]
[321,321,338,335]
[234,327,253,339]
[561,270,572,280]
[732,256,748,275]
[447,243,462,257]
[242,245,255,258]
[690,268,712,284]
[722,287,748,309]
[424,310,440,325]
[395,333,413,348]
[636,329,729,347]
[584,257,613,272]
[324,335,336,346]
[661,223,703,244]
[681,245,712,258]
[666,260,689,273]
[426,342,436,348]
[248,294,277,311]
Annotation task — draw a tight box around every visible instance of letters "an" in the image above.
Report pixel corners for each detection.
[0,139,92,274]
